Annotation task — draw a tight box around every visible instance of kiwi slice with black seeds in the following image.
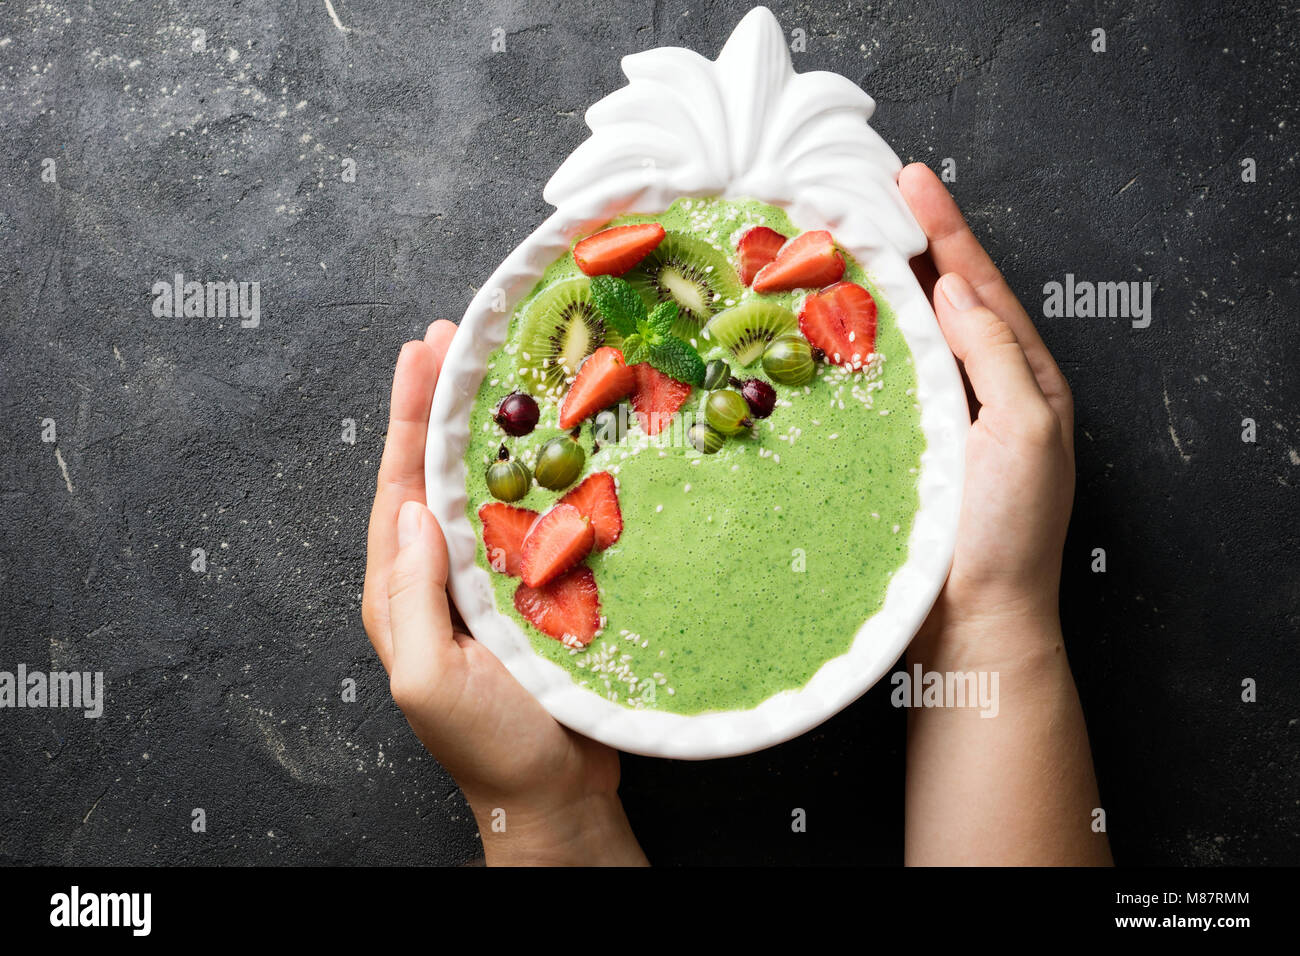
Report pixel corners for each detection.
[703,301,797,367]
[624,233,744,342]
[516,277,619,395]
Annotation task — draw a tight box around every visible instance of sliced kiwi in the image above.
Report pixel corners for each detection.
[516,277,619,394]
[624,233,744,341]
[703,301,798,367]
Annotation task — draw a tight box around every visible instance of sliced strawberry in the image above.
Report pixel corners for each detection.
[573,223,666,276]
[478,502,540,577]
[752,230,845,293]
[558,472,622,550]
[513,565,601,646]
[519,503,595,588]
[629,362,692,436]
[558,346,636,429]
[799,281,878,370]
[735,226,787,286]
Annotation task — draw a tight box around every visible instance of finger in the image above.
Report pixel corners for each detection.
[377,340,439,491]
[363,340,440,668]
[934,274,1048,416]
[387,501,458,710]
[424,318,457,364]
[899,163,1073,436]
[367,340,438,579]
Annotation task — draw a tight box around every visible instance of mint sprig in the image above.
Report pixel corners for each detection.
[588,275,705,387]
[647,335,705,385]
[589,275,643,338]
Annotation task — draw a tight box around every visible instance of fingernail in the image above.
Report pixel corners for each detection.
[939,274,982,312]
[398,500,423,548]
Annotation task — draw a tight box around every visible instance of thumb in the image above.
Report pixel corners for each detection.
[933,273,1046,412]
[386,500,456,707]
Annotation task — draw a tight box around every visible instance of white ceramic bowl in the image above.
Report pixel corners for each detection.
[425,7,968,759]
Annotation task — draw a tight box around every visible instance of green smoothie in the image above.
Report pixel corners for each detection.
[463,197,924,715]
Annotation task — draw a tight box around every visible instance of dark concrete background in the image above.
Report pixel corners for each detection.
[0,0,1296,866]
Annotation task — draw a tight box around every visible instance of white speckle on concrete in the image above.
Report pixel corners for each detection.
[54,447,74,493]
[323,0,351,33]
[1162,386,1190,463]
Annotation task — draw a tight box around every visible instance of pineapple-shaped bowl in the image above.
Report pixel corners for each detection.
[425,7,968,759]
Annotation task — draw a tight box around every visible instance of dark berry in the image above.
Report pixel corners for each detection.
[494,392,540,436]
[740,379,777,418]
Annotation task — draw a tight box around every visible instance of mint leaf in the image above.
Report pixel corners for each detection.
[649,336,705,387]
[621,333,649,366]
[647,300,678,337]
[589,275,644,338]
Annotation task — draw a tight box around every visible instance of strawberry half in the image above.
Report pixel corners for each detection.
[519,503,595,588]
[478,502,540,577]
[735,226,787,286]
[573,223,666,277]
[629,362,692,436]
[558,472,622,550]
[513,565,601,646]
[752,230,845,293]
[799,281,878,370]
[558,346,636,429]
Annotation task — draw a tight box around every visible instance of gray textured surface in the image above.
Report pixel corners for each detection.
[1,0,1296,865]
